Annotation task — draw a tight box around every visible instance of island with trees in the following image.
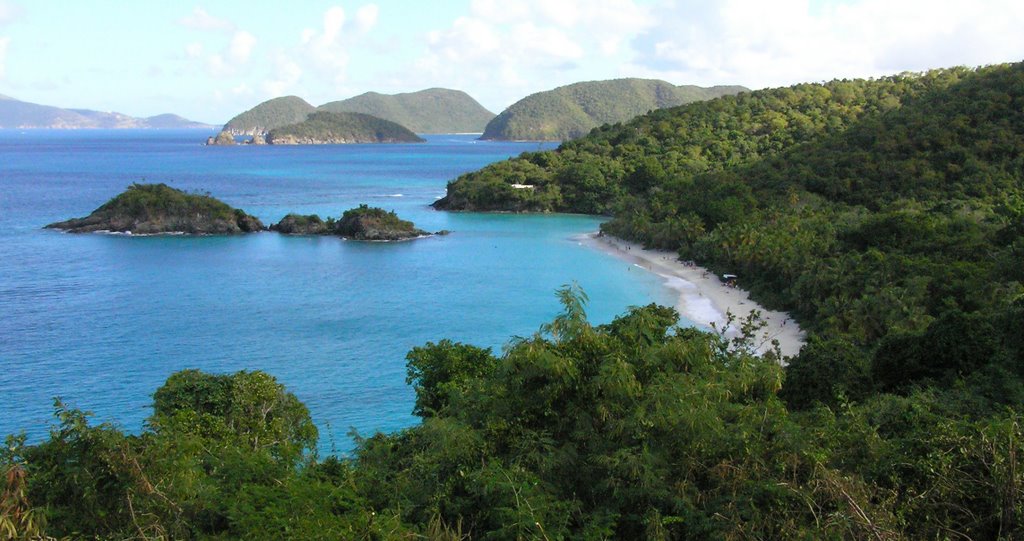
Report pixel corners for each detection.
[44,183,264,235]
[272,204,433,241]
[318,88,495,134]
[264,111,424,145]
[221,95,316,136]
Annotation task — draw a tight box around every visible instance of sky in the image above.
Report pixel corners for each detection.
[0,0,1022,124]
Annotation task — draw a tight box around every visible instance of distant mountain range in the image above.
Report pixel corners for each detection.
[480,79,749,141]
[223,89,495,135]
[0,94,215,129]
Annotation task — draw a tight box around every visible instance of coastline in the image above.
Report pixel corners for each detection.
[579,232,806,359]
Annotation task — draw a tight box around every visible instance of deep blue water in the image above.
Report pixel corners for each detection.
[0,130,678,453]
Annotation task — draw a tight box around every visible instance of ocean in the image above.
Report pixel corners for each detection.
[0,130,679,453]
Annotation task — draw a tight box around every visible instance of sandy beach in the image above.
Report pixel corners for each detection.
[579,233,806,359]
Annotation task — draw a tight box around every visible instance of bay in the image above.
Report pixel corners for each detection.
[0,130,679,453]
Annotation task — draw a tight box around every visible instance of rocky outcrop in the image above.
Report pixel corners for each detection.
[334,205,429,241]
[270,206,437,241]
[270,214,330,235]
[206,131,237,146]
[46,183,264,235]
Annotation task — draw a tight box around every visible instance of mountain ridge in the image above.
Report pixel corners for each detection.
[480,78,748,141]
[318,88,495,133]
[0,95,214,129]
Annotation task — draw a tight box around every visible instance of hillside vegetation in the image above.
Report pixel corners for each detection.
[319,88,495,133]
[480,78,747,141]
[223,96,315,135]
[6,289,1024,539]
[265,111,424,144]
[439,62,1024,404]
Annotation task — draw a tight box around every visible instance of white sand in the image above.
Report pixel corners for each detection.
[579,233,806,359]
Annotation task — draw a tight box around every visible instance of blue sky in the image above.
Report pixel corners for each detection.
[0,0,1021,123]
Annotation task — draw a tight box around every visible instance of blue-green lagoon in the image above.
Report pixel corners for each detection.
[0,131,678,452]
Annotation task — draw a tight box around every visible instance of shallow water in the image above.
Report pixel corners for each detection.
[0,131,679,453]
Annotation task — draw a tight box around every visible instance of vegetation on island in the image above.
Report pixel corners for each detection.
[319,88,496,134]
[271,205,431,240]
[5,287,1024,539]
[45,183,264,235]
[480,78,748,141]
[222,96,316,135]
[265,112,425,145]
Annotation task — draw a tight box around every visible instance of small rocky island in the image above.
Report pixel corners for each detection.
[271,205,437,241]
[46,183,264,235]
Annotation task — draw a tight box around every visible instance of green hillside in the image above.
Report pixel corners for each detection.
[480,78,747,141]
[266,111,424,144]
[223,95,315,135]
[439,62,1024,401]
[318,88,495,133]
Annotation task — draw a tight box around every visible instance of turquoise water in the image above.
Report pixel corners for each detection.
[0,131,678,453]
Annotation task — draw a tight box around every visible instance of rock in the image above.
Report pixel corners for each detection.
[206,130,236,146]
[270,214,330,235]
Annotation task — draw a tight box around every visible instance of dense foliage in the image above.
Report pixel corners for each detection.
[438,62,1024,402]
[266,112,425,144]
[222,96,315,135]
[319,88,496,134]
[480,78,747,141]
[45,183,265,234]
[7,290,1024,539]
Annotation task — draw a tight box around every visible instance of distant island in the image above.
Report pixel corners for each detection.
[45,183,264,235]
[0,94,214,129]
[480,78,747,141]
[263,112,424,145]
[272,205,435,241]
[222,96,316,136]
[319,88,495,134]
[218,88,495,141]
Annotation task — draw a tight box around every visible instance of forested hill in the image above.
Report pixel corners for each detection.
[265,111,424,144]
[223,95,315,135]
[438,62,1024,406]
[318,88,495,133]
[480,78,747,141]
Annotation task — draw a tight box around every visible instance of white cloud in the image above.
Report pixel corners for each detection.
[262,54,302,96]
[178,7,234,32]
[0,36,9,78]
[410,0,652,109]
[628,0,1024,89]
[354,4,379,34]
[184,42,203,58]
[228,30,257,63]
[178,7,258,78]
[286,4,379,89]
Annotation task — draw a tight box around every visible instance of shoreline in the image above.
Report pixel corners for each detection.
[578,232,806,358]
